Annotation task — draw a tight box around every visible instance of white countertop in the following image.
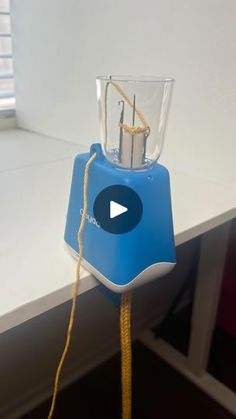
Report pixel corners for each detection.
[0,129,236,333]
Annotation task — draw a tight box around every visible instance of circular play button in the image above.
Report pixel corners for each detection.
[93,185,143,234]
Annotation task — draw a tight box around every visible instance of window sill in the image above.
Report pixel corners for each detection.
[0,109,16,131]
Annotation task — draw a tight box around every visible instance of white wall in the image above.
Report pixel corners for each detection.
[11,0,236,183]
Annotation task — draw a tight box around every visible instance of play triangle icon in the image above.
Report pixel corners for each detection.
[110,200,128,219]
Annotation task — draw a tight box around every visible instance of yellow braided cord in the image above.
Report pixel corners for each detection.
[47,152,97,419]
[120,292,132,419]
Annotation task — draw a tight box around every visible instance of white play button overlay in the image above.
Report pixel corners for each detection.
[110,200,128,219]
[94,185,143,234]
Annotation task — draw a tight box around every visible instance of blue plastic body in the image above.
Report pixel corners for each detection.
[64,143,176,291]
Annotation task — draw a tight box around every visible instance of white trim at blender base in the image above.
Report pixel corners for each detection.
[66,243,176,293]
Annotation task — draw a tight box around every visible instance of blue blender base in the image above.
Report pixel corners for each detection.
[64,144,176,292]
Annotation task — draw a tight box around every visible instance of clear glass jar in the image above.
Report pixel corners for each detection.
[96,75,174,170]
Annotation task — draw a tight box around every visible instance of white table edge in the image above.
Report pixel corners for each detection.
[1,206,235,335]
[1,129,235,334]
